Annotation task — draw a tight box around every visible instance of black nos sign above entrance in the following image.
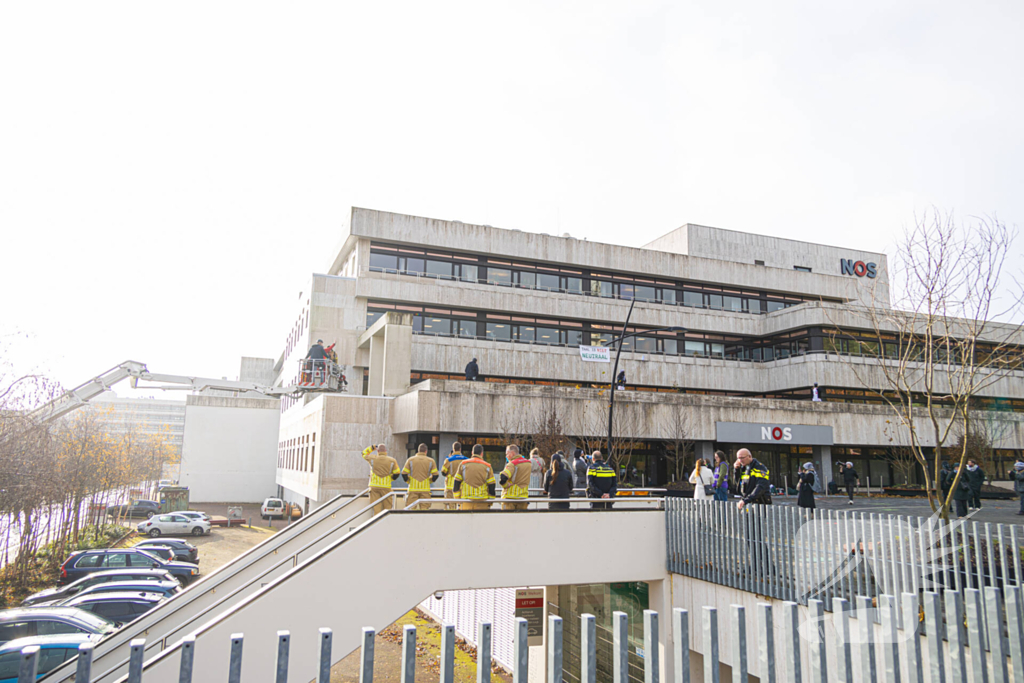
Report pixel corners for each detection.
[716,422,834,446]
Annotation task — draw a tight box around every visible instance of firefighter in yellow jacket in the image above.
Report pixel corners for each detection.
[454,444,495,511]
[401,443,439,509]
[441,443,469,510]
[362,444,400,515]
[499,444,531,511]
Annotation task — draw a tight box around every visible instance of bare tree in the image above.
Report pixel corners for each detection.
[828,211,1023,518]
[660,408,694,483]
[530,400,569,461]
[880,421,919,486]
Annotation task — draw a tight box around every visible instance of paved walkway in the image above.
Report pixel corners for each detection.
[773,493,1024,525]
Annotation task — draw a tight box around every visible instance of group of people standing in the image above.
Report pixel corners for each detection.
[359,442,619,514]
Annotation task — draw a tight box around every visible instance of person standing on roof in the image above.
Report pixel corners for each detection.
[362,444,401,515]
[454,444,495,510]
[811,383,822,402]
[499,444,531,511]
[587,451,617,510]
[465,358,479,381]
[734,448,772,509]
[441,443,469,510]
[402,443,439,510]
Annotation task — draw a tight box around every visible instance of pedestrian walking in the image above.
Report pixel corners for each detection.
[528,448,545,491]
[712,451,730,501]
[465,357,479,381]
[688,459,713,500]
[965,459,985,509]
[1013,461,1024,515]
[362,444,400,515]
[797,463,816,510]
[543,453,575,510]
[587,451,617,510]
[839,461,859,504]
[441,443,469,510]
[453,444,496,511]
[499,444,531,511]
[951,464,971,518]
[573,449,588,495]
[401,444,439,509]
[616,370,626,389]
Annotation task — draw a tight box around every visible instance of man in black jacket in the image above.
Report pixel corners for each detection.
[587,451,617,510]
[306,339,326,360]
[734,449,772,509]
[465,358,479,381]
[964,459,985,509]
[839,462,859,505]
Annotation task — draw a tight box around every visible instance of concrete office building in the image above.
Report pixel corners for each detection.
[87,392,186,460]
[273,208,1024,508]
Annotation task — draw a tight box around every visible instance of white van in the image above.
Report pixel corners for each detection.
[260,498,286,520]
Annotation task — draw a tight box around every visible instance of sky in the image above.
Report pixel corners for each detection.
[2,1,1022,400]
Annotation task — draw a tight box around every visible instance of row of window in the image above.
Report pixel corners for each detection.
[279,434,315,472]
[368,243,818,314]
[368,303,813,360]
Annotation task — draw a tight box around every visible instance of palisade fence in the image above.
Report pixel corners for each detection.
[17,590,1024,683]
[665,498,1023,635]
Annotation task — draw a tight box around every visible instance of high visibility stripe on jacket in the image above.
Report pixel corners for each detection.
[363,447,400,489]
[455,458,495,500]
[441,454,468,490]
[402,455,439,492]
[500,457,531,499]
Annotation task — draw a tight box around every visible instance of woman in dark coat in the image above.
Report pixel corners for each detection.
[797,462,817,510]
[544,453,575,510]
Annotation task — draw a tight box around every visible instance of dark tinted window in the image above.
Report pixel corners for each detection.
[130,601,156,615]
[0,653,21,678]
[35,619,80,635]
[129,553,159,567]
[90,602,133,620]
[403,257,425,274]
[682,291,702,307]
[102,553,129,569]
[37,648,71,674]
[537,273,560,290]
[634,286,656,302]
[0,621,35,642]
[75,554,103,568]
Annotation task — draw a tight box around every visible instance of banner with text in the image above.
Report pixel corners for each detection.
[579,345,610,362]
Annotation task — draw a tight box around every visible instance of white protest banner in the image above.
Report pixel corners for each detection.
[579,345,610,362]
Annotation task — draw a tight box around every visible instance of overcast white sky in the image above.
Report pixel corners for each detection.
[2,1,1022,399]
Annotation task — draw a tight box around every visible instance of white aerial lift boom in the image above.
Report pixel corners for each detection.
[31,359,347,423]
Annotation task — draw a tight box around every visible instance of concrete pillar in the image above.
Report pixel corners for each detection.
[368,336,385,396]
[382,323,412,397]
[695,441,714,463]
[348,366,367,395]
[814,445,833,495]
[649,579,673,683]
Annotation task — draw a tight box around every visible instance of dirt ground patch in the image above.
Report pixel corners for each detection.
[187,526,276,576]
[331,610,512,683]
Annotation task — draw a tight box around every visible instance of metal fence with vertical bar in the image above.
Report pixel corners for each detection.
[35,587,1022,683]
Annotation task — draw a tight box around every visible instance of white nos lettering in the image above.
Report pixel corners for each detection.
[761,426,794,441]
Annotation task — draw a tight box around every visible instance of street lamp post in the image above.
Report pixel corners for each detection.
[600,298,685,464]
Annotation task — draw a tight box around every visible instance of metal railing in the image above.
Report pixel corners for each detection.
[26,586,1024,683]
[666,498,1023,632]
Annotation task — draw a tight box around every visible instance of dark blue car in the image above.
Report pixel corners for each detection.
[59,549,199,585]
[0,634,102,682]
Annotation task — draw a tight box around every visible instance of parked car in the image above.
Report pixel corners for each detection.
[59,549,200,585]
[22,570,179,607]
[261,498,285,519]
[133,538,199,563]
[60,580,181,604]
[106,500,161,519]
[0,634,103,681]
[136,514,211,538]
[58,592,165,625]
[129,545,175,562]
[0,608,117,646]
[177,511,211,524]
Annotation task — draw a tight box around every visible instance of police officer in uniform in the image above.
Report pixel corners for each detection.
[441,443,468,510]
[454,444,496,511]
[499,444,531,511]
[587,451,617,510]
[402,443,439,509]
[735,448,772,509]
[362,444,401,515]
